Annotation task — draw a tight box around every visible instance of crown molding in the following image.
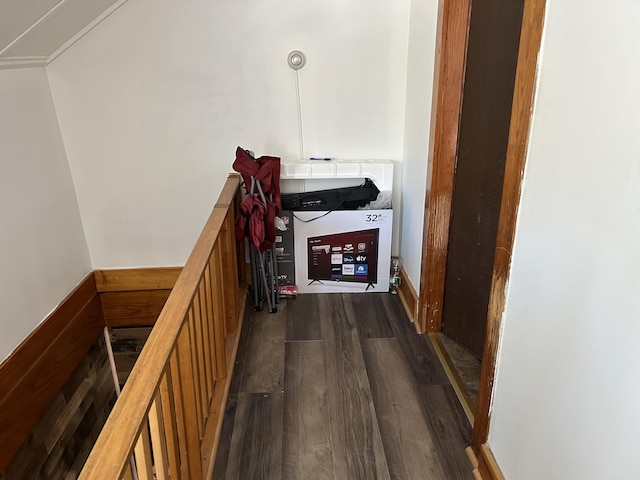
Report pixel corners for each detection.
[0,57,49,70]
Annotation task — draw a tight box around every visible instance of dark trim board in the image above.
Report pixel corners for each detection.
[439,0,526,358]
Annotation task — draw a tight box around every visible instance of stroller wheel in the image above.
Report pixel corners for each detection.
[269,307,278,314]
[255,305,263,312]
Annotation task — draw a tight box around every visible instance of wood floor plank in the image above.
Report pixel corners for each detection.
[442,384,473,446]
[239,304,286,393]
[283,341,334,480]
[362,337,449,480]
[228,300,253,395]
[225,392,284,480]
[215,293,475,480]
[320,294,391,480]
[326,385,391,480]
[383,295,451,385]
[285,294,322,341]
[417,385,474,480]
[320,294,374,391]
[349,293,395,339]
[212,394,238,480]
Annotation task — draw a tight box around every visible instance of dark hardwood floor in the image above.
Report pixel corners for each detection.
[213,293,473,480]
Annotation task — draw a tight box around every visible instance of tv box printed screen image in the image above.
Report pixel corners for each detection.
[293,209,392,294]
[307,228,379,287]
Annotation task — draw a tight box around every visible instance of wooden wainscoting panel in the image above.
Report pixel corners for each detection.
[2,335,117,479]
[94,267,182,292]
[101,290,172,327]
[0,281,105,472]
[0,273,96,398]
[397,265,419,328]
[96,267,182,329]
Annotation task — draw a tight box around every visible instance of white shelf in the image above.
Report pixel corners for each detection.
[281,159,394,191]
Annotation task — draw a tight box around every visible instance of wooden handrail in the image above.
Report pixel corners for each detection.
[79,173,244,480]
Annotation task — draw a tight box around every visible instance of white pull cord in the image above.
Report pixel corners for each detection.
[294,68,304,160]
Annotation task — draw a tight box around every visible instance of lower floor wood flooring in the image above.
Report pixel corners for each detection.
[213,293,473,479]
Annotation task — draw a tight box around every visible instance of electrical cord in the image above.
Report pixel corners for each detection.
[290,180,369,223]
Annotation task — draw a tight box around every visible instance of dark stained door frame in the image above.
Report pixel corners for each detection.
[418,0,547,452]
[441,0,526,359]
[419,0,472,337]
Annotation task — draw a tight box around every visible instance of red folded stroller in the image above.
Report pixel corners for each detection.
[233,147,281,313]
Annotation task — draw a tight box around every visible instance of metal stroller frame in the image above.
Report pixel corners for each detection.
[233,148,280,313]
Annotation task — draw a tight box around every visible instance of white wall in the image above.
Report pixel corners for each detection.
[47,0,411,268]
[0,67,91,361]
[489,1,640,478]
[400,0,438,290]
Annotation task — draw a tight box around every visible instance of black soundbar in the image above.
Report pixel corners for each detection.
[281,179,380,211]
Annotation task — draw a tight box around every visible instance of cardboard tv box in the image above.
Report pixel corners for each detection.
[275,211,295,286]
[293,209,392,294]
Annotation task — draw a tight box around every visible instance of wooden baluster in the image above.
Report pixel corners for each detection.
[198,277,214,400]
[203,264,218,381]
[133,420,154,480]
[121,461,135,480]
[222,210,240,333]
[149,391,170,480]
[210,240,227,378]
[159,368,181,479]
[187,305,205,437]
[175,324,204,480]
[169,351,189,479]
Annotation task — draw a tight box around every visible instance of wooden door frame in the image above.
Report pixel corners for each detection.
[418,0,547,452]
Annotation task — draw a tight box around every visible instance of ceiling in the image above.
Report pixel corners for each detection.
[0,0,128,69]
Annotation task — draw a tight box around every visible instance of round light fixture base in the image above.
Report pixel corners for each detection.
[287,50,306,70]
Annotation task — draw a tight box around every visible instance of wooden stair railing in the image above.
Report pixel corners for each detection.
[79,173,246,480]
